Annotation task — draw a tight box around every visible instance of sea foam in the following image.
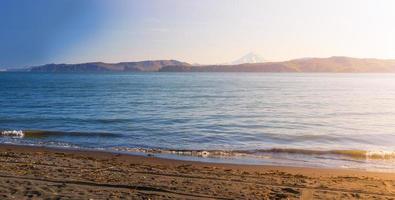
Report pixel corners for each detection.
[1,130,24,138]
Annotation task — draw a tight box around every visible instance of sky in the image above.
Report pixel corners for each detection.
[1,0,395,68]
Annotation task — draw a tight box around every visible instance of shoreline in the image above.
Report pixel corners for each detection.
[2,140,395,173]
[0,144,395,199]
[2,143,395,177]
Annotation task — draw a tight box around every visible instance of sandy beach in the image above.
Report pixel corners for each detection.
[0,144,393,199]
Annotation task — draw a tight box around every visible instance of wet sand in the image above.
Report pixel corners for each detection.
[0,144,394,199]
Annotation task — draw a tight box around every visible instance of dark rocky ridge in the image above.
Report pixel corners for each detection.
[28,60,190,72]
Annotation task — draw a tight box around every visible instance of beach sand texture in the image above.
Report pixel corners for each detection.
[0,144,394,199]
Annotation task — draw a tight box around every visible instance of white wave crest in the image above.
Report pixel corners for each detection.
[366,151,395,159]
[1,130,24,138]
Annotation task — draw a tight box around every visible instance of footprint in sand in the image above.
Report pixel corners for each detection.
[384,181,395,194]
[300,189,314,200]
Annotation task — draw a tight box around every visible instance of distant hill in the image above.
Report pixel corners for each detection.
[26,60,189,72]
[7,57,395,73]
[160,57,395,73]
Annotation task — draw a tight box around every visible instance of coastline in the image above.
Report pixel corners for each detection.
[0,144,394,199]
[3,129,395,172]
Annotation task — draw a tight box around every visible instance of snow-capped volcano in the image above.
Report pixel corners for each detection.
[231,52,266,64]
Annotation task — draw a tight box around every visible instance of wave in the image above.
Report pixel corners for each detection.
[2,130,395,160]
[0,130,122,138]
[256,149,395,160]
[1,130,24,138]
[111,147,395,160]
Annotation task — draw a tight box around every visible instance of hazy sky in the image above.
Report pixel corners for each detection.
[1,0,395,67]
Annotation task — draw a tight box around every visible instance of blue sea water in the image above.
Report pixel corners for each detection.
[1,72,395,171]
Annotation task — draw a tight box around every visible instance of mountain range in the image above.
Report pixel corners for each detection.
[160,57,395,73]
[26,60,189,72]
[5,56,395,73]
